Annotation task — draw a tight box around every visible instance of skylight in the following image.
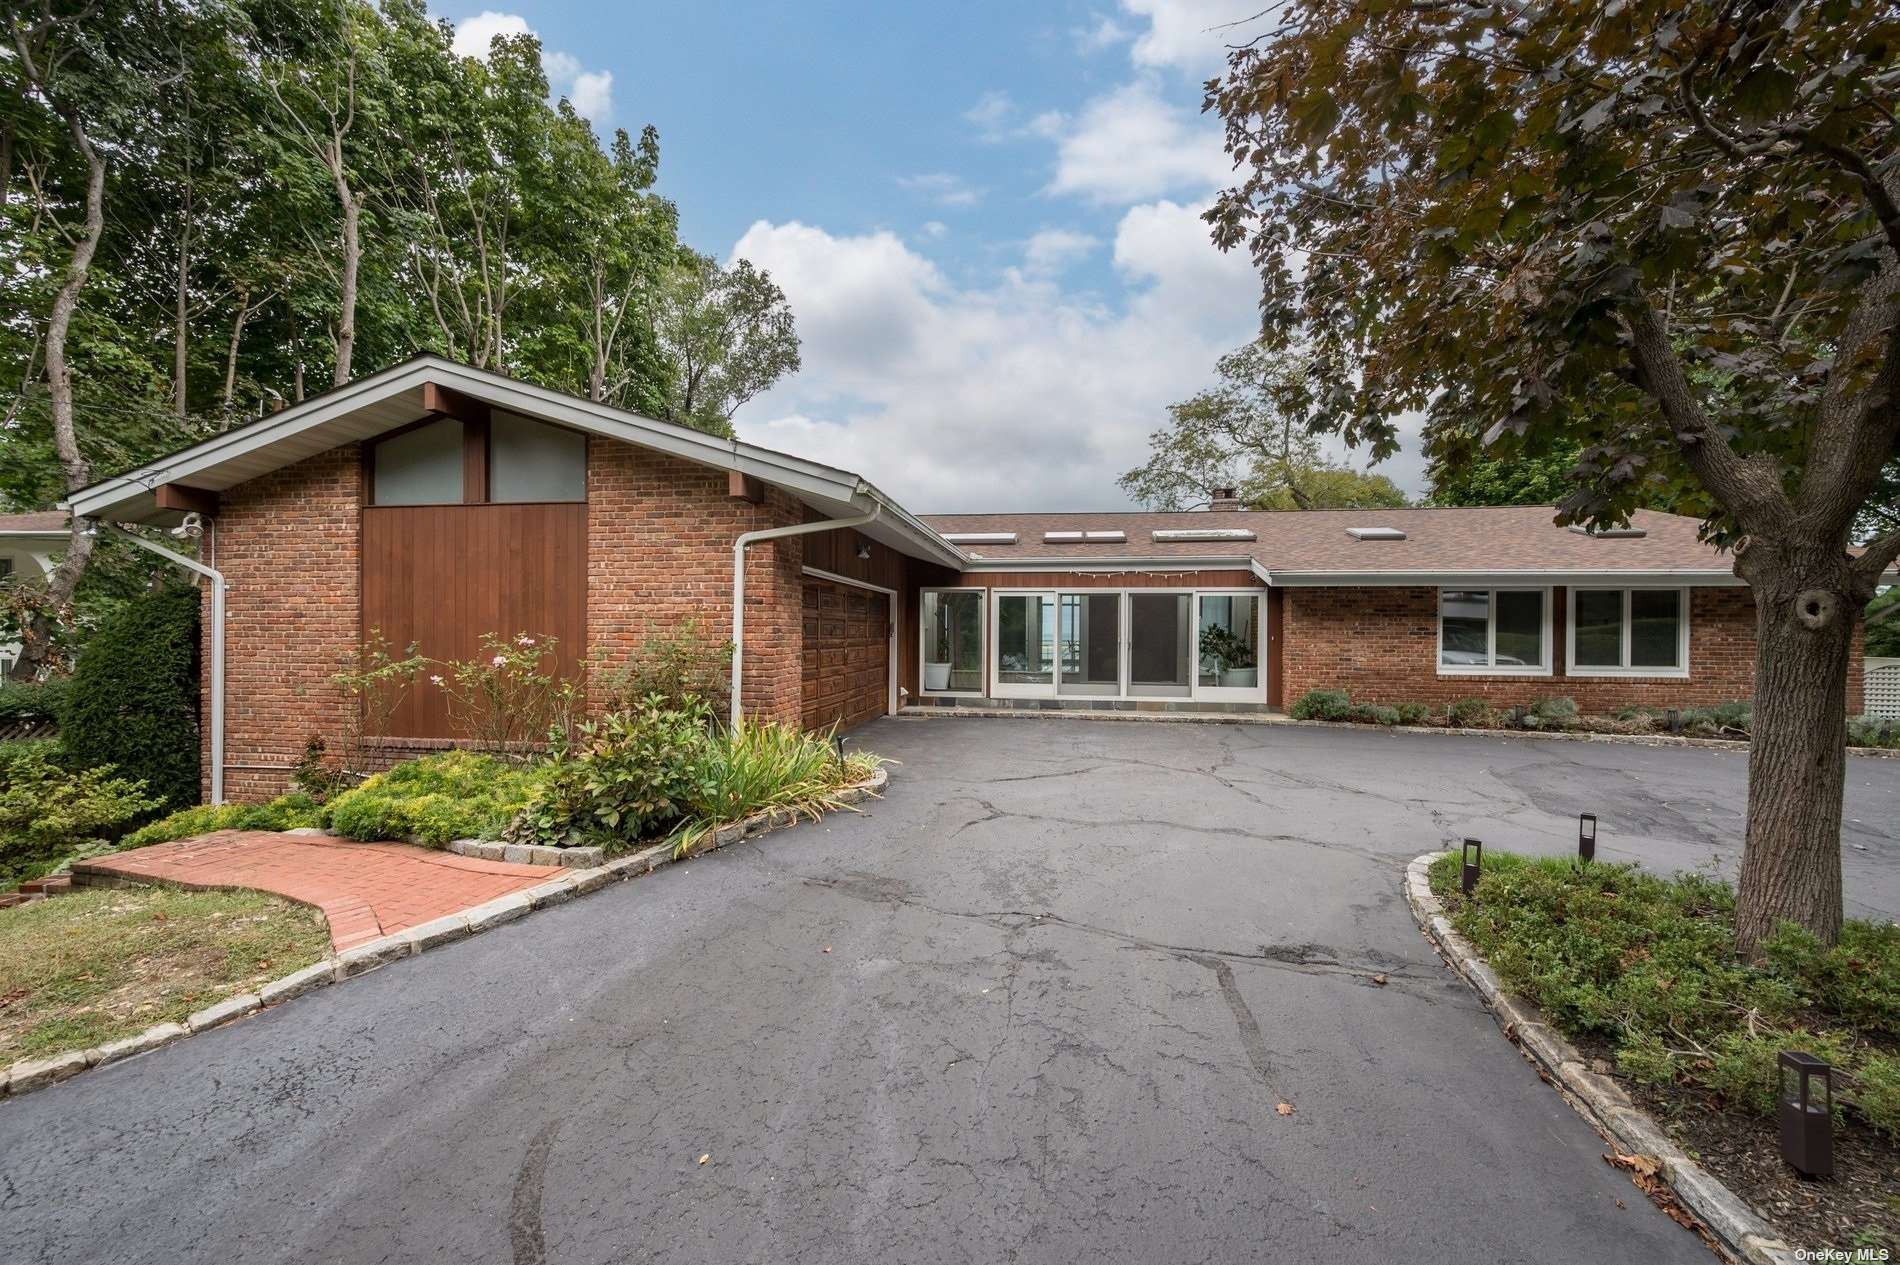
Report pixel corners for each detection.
[942,531,1017,545]
[1567,524,1647,539]
[1346,526,1408,541]
[1043,529,1128,543]
[1151,528,1257,542]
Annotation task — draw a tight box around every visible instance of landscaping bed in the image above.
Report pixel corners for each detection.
[1428,851,1899,1254]
[0,886,329,1065]
[1294,688,1900,749]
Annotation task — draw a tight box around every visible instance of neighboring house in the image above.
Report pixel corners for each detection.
[0,512,69,674]
[62,357,1883,802]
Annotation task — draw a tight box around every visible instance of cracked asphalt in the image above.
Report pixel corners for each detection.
[4,717,1896,1264]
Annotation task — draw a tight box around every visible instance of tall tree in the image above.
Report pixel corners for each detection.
[1121,343,1411,510]
[650,251,801,437]
[1205,0,1899,951]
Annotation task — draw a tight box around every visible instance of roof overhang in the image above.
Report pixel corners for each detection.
[1260,568,1748,587]
[61,356,966,570]
[958,554,1262,574]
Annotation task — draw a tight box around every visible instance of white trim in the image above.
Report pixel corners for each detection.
[1435,586,1554,677]
[990,590,1057,698]
[917,586,986,699]
[942,532,1017,545]
[1565,586,1692,679]
[801,565,900,719]
[1266,568,1744,587]
[964,555,1258,573]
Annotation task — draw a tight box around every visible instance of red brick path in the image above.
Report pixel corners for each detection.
[77,832,555,951]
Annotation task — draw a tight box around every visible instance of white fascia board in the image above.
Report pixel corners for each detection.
[963,554,1257,573]
[1261,568,1744,587]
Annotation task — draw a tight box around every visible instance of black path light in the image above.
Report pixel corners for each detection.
[1778,1051,1835,1179]
[1578,813,1597,864]
[1461,838,1483,896]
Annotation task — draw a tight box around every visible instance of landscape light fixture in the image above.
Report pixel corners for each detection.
[1578,813,1597,864]
[1666,707,1683,735]
[1461,838,1483,897]
[1778,1051,1834,1178]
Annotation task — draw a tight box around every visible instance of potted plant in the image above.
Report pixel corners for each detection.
[1199,624,1257,688]
[924,620,953,691]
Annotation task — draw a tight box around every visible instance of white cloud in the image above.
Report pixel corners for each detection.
[450,11,614,122]
[919,220,949,240]
[1122,0,1256,74]
[1043,80,1231,204]
[896,171,983,207]
[1074,14,1132,53]
[727,206,1268,511]
[964,90,1017,140]
[1022,228,1099,275]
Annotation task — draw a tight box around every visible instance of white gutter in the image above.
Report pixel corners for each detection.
[730,504,881,730]
[101,523,225,804]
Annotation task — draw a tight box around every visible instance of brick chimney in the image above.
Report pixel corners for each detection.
[1209,487,1242,511]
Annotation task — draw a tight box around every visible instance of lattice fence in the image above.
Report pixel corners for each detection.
[1867,663,1900,719]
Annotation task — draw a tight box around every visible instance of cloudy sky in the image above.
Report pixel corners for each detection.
[448,1,1428,512]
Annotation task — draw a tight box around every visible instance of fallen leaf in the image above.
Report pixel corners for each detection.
[697,1154,710,1166]
[1275,1102,1295,1116]
[822,946,831,953]
[1371,973,1387,986]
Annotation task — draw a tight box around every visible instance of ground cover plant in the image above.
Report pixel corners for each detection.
[0,886,328,1064]
[1429,851,1898,1250]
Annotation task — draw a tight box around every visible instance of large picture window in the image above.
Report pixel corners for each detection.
[921,590,984,694]
[1568,588,1688,676]
[1438,588,1549,674]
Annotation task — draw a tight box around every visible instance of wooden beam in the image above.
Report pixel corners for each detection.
[154,484,219,516]
[420,382,491,426]
[729,471,765,504]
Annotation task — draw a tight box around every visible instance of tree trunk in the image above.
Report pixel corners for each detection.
[172,211,192,418]
[333,186,360,386]
[221,286,251,425]
[1733,551,1856,956]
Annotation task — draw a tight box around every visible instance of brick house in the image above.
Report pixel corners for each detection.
[63,357,1875,802]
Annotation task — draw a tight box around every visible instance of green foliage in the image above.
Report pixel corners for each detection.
[1196,624,1256,672]
[650,252,802,435]
[685,719,881,828]
[1447,698,1491,728]
[325,752,542,846]
[507,698,715,850]
[1120,343,1409,511]
[597,617,733,717]
[1868,589,1900,657]
[1289,688,1352,721]
[1429,852,1900,1138]
[329,632,428,775]
[0,679,71,727]
[1848,716,1900,749]
[0,746,158,888]
[290,736,349,801]
[121,792,326,849]
[1394,701,1430,726]
[61,584,201,812]
[1428,443,1584,507]
[429,632,583,757]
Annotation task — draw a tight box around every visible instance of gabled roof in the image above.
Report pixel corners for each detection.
[63,356,965,569]
[922,506,1750,585]
[0,511,70,538]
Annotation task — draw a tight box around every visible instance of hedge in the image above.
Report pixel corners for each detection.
[63,583,201,811]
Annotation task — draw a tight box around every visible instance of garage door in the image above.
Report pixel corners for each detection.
[801,577,891,732]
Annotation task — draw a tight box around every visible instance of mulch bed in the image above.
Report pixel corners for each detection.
[1570,1031,1900,1255]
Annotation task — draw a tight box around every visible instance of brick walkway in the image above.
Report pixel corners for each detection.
[76,832,556,951]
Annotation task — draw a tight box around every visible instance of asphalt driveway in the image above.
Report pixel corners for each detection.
[3,717,1896,1264]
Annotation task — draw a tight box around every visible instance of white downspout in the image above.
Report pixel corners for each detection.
[103,523,226,804]
[731,504,881,730]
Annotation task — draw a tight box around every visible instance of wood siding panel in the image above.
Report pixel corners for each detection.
[362,503,586,738]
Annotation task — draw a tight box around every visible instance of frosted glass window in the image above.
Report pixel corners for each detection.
[372,418,463,505]
[490,412,586,503]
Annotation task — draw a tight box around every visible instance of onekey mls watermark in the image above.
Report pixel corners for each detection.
[1794,1249,1891,1263]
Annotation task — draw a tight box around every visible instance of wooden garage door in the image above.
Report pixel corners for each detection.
[801,577,890,732]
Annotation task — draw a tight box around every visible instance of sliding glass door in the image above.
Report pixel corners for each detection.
[982,587,1268,703]
[1128,593,1192,698]
[1195,593,1262,701]
[992,592,1056,697]
[920,590,984,694]
[1058,593,1121,695]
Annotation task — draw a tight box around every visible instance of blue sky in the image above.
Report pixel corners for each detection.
[447,2,1430,511]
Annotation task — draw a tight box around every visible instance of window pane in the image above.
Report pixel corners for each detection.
[996,594,1054,684]
[1198,594,1260,687]
[490,412,586,502]
[1059,593,1120,694]
[372,418,463,505]
[1439,590,1489,667]
[923,591,983,692]
[1573,590,1624,667]
[1494,590,1544,668]
[1129,594,1191,695]
[1629,589,1681,668]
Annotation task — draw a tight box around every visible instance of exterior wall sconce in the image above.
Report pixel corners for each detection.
[1578,813,1597,863]
[1461,838,1482,896]
[1778,1051,1834,1178]
[856,542,873,560]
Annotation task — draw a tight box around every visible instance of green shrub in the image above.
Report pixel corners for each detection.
[1353,703,1401,725]
[121,792,327,849]
[508,699,715,850]
[0,746,159,887]
[1428,851,1900,1139]
[598,617,733,717]
[62,584,201,812]
[1290,688,1353,720]
[1848,714,1900,748]
[0,678,70,729]
[1528,696,1579,725]
[671,720,884,857]
[1394,701,1431,726]
[1447,697,1490,727]
[325,751,543,846]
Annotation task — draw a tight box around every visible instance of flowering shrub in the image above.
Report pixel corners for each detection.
[431,632,583,757]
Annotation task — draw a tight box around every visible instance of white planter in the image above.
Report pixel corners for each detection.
[1218,667,1258,688]
[924,662,952,691]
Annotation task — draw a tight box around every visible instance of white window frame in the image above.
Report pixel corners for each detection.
[1192,590,1267,702]
[990,589,1059,698]
[1566,586,1691,679]
[1435,586,1553,676]
[918,587,986,698]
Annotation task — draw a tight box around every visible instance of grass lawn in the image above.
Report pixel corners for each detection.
[1429,850,1899,1253]
[0,887,330,1065]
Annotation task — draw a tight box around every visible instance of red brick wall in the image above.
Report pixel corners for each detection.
[206,447,362,801]
[584,438,803,723]
[1280,585,1765,712]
